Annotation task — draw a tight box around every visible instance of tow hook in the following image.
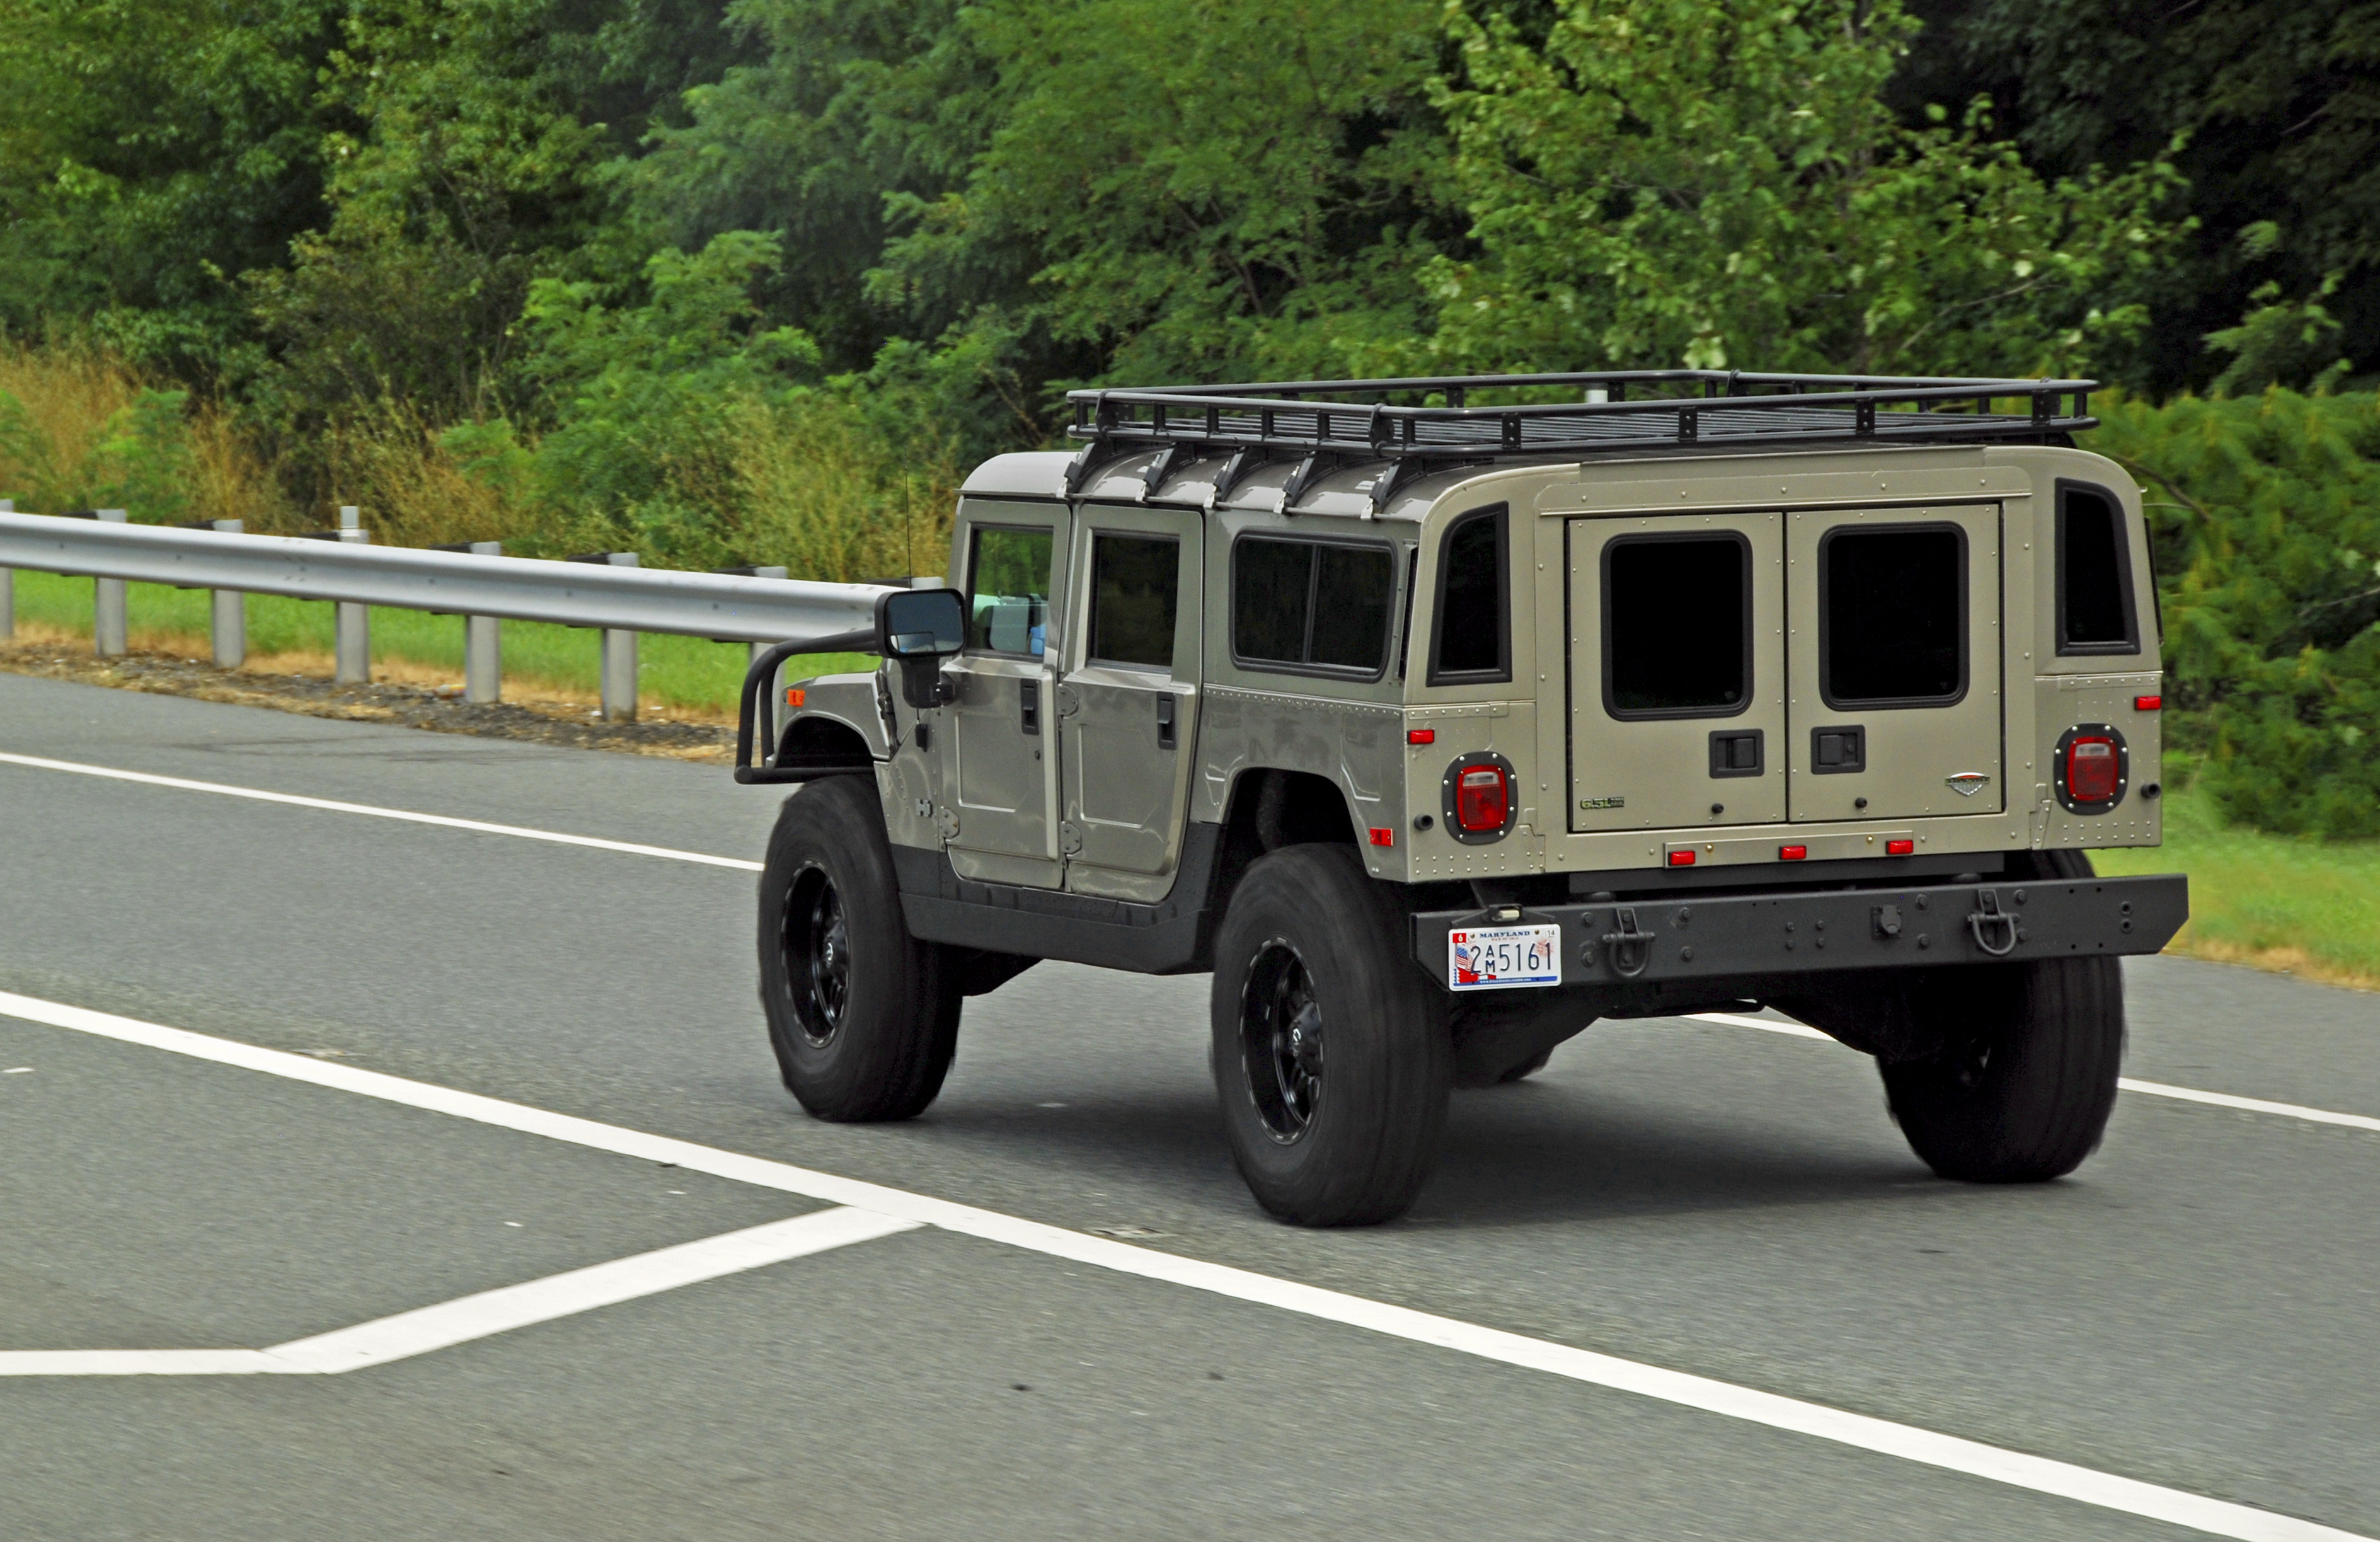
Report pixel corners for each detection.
[1602,906,1655,978]
[1966,889,2020,957]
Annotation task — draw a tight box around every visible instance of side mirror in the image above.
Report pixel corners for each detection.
[876,587,967,710]
[876,587,967,660]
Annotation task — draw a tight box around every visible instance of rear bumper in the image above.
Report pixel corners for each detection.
[1411,873,2187,998]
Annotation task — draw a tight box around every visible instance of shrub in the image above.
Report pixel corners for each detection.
[2084,389,2380,837]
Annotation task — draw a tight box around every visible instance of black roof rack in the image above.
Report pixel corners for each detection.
[1062,370,2097,511]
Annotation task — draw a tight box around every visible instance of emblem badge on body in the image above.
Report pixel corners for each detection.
[1945,772,1992,797]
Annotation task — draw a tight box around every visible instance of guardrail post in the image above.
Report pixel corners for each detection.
[333,506,370,684]
[209,520,244,667]
[466,542,502,703]
[95,509,129,657]
[0,498,13,641]
[570,549,640,722]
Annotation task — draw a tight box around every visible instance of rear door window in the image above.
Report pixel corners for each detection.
[1231,536,1394,677]
[1819,525,1967,707]
[1602,533,1751,718]
[1086,532,1180,669]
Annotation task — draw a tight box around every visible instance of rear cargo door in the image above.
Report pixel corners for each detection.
[1785,505,2004,822]
[1566,513,1786,832]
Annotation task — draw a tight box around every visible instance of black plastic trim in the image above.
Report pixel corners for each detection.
[1413,873,2187,997]
[890,824,1223,975]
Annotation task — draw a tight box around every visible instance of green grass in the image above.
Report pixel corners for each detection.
[2093,762,2380,989]
[6,568,877,716]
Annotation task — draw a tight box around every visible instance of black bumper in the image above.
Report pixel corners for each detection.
[1411,873,2188,998]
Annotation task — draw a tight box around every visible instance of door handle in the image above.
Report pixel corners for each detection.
[1156,694,1176,749]
[1020,681,1039,736]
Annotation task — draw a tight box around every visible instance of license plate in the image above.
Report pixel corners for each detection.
[1448,923,1562,991]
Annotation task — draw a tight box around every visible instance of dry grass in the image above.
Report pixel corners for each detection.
[732,400,958,581]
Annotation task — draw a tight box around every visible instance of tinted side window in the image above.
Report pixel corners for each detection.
[1430,506,1509,683]
[1231,537,1393,676]
[1604,534,1749,717]
[1086,533,1179,669]
[1311,545,1393,669]
[967,526,1053,656]
[1233,539,1311,663]
[1821,526,1965,706]
[2058,484,2138,653]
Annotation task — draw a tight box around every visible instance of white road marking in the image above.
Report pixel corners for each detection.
[0,1209,913,1378]
[2,989,2364,1542]
[0,751,762,871]
[1688,1011,1831,1040]
[1686,1013,2380,1131]
[14,751,2367,1138]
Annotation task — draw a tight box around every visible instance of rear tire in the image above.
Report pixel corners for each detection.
[1210,844,1450,1226]
[759,776,960,1122]
[1881,949,2125,1182]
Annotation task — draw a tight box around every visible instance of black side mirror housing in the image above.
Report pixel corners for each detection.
[876,588,967,710]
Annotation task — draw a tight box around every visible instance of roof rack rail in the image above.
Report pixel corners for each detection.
[1062,371,2097,510]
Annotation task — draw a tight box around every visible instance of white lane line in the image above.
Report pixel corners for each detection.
[13,749,2367,1138]
[270,1207,916,1373]
[1686,1013,2380,1132]
[2114,1080,2380,1134]
[0,751,762,872]
[0,1208,912,1378]
[2,989,2362,1542]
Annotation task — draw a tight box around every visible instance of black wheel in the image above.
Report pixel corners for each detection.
[1210,844,1450,1226]
[1881,950,2125,1182]
[759,776,960,1122]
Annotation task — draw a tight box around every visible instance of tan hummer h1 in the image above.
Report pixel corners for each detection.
[735,372,2188,1226]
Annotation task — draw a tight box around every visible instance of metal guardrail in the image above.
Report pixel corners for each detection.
[0,508,894,723]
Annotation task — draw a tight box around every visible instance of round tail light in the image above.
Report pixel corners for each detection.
[1456,766,1509,832]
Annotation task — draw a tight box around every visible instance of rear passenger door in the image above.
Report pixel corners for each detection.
[1566,513,1788,831]
[1057,505,1202,899]
[1785,505,2004,822]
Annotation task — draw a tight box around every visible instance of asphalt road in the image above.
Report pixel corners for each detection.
[2,671,2375,1541]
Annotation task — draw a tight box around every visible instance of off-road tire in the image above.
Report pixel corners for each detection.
[759,776,960,1122]
[1880,849,2123,1181]
[1210,844,1451,1226]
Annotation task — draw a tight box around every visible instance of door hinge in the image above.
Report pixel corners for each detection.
[1059,820,1083,855]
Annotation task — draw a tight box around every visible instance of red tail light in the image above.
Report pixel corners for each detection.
[2134,695,2161,712]
[1454,766,1509,832]
[1667,849,1696,867]
[1407,728,1435,745]
[1779,844,1807,861]
[2067,737,2119,802]
[1885,838,1915,856]
[1367,827,1394,848]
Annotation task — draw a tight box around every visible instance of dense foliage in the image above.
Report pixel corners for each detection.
[0,0,2374,832]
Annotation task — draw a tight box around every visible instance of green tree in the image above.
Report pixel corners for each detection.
[1906,0,2380,392]
[2086,389,2380,837]
[1424,0,2188,378]
[0,0,345,374]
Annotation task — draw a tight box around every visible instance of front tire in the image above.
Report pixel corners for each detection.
[759,776,960,1122]
[1210,845,1450,1226]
